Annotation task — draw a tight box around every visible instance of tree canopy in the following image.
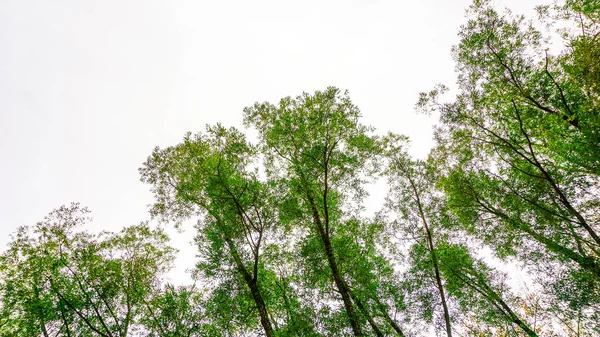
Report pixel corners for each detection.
[1,0,599,336]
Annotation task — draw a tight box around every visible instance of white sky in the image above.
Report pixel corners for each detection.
[1,0,550,283]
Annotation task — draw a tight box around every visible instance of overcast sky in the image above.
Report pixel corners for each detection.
[1,0,550,282]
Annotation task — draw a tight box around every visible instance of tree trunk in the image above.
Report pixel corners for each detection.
[224,236,275,337]
[409,177,453,337]
[374,297,406,336]
[319,226,364,336]
[451,269,538,337]
[304,187,364,336]
[350,291,384,337]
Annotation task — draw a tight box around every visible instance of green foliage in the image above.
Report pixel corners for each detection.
[140,124,323,336]
[2,1,599,336]
[141,284,212,337]
[0,203,175,337]
[244,87,389,337]
[418,0,600,334]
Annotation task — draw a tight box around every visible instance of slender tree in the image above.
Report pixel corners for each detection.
[382,135,452,336]
[140,125,320,336]
[418,0,600,332]
[244,87,383,336]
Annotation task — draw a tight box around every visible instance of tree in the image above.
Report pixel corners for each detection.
[244,87,392,336]
[140,125,321,336]
[383,134,542,337]
[381,134,453,337]
[418,0,600,333]
[0,203,175,337]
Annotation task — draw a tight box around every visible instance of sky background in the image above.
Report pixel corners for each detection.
[1,0,551,283]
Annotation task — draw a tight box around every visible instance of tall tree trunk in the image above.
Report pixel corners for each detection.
[408,176,452,337]
[350,291,384,337]
[425,224,453,337]
[452,270,538,337]
[475,198,600,279]
[374,297,406,336]
[223,235,275,337]
[34,284,50,337]
[383,311,405,336]
[303,186,364,336]
[319,225,364,336]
